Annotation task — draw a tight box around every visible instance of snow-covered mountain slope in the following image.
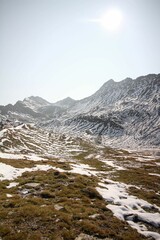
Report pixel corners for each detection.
[0,73,159,147]
[0,96,50,122]
[0,96,66,122]
[70,74,159,115]
[23,96,51,111]
[0,123,83,159]
[62,74,160,147]
[54,97,76,109]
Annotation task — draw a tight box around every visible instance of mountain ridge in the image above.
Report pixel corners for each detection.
[0,73,160,147]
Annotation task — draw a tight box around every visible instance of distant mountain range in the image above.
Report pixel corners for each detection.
[0,73,160,147]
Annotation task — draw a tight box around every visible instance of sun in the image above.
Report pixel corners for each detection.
[99,8,123,31]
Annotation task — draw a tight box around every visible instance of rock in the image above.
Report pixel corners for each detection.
[54,204,63,211]
[75,233,113,240]
[21,189,29,195]
[89,214,100,219]
[25,183,40,188]
[6,194,12,198]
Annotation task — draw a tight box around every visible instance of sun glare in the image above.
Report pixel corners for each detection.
[100,9,123,31]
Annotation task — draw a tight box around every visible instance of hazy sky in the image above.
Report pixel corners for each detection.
[0,0,160,105]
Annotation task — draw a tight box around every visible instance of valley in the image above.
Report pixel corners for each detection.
[0,123,160,240]
[0,74,160,239]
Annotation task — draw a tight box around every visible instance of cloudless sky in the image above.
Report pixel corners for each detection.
[0,0,160,105]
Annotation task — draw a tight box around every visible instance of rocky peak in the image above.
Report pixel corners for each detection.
[23,96,51,111]
[54,97,76,109]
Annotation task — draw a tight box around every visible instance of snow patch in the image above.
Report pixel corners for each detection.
[0,162,63,180]
[96,180,160,240]
[149,173,160,177]
[0,152,44,161]
[70,163,98,176]
[7,182,19,188]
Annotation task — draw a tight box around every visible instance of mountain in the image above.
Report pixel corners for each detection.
[0,96,66,122]
[1,74,160,240]
[64,74,160,146]
[0,73,159,147]
[23,96,51,111]
[54,97,76,109]
[69,74,159,114]
[0,100,42,122]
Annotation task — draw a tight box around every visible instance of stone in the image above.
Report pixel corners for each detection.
[25,183,40,188]
[75,233,113,240]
